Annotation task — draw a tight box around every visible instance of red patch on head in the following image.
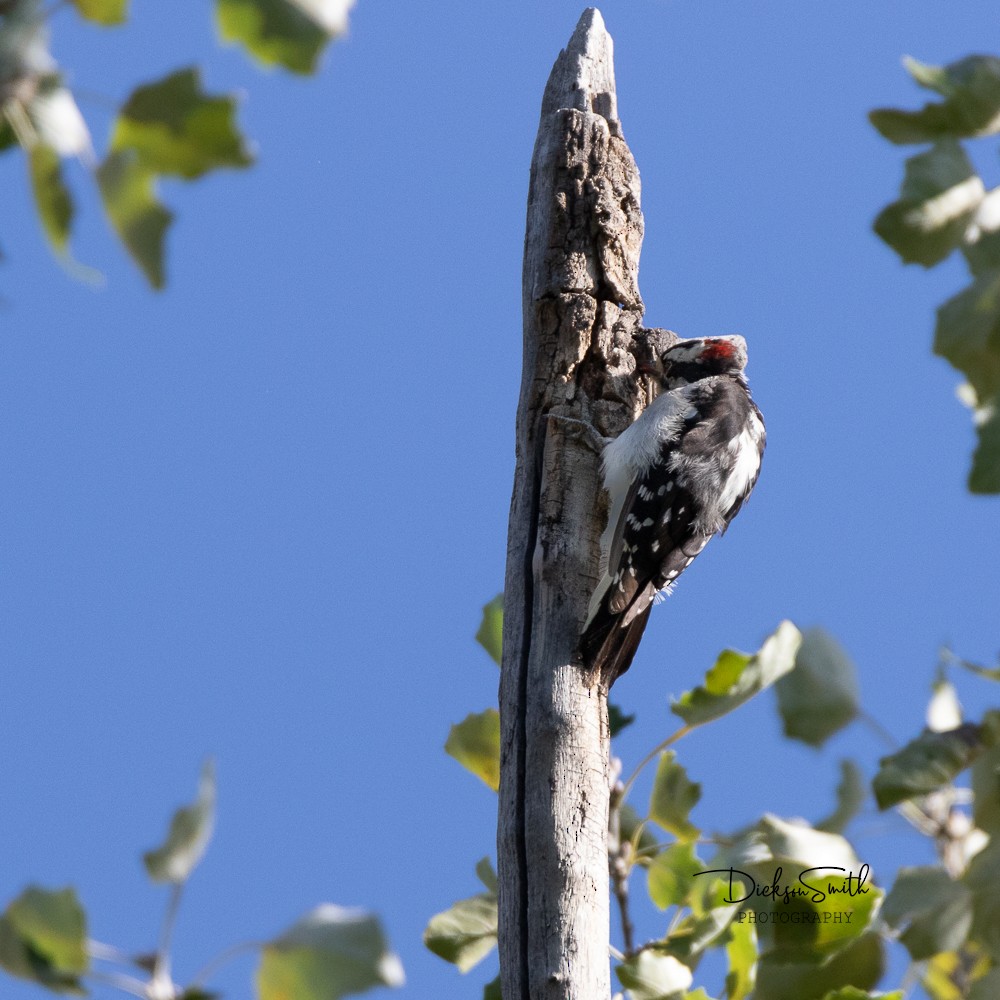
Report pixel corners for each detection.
[701,340,736,361]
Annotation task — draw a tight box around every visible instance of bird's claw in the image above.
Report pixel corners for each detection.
[546,413,611,455]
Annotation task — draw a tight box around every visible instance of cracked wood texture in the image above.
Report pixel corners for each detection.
[498,10,655,999]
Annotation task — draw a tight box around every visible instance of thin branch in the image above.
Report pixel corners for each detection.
[610,852,635,956]
[858,708,897,750]
[897,800,939,837]
[897,959,923,999]
[151,881,184,995]
[85,968,149,998]
[665,907,687,936]
[188,939,264,988]
[3,98,37,148]
[159,883,184,961]
[630,832,723,864]
[938,646,1000,681]
[87,939,135,966]
[620,724,694,800]
[608,771,636,956]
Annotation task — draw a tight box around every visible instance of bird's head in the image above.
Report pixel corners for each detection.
[653,335,748,388]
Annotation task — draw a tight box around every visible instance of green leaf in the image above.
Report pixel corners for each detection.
[423,893,497,973]
[882,866,973,960]
[933,270,1000,492]
[972,725,1000,835]
[923,944,993,1000]
[816,760,866,834]
[708,816,879,963]
[649,751,701,842]
[445,710,500,791]
[683,991,717,1000]
[961,190,1000,277]
[216,0,353,75]
[0,114,16,153]
[657,896,739,965]
[968,968,1000,1000]
[873,142,983,267]
[112,68,253,179]
[258,904,404,1000]
[474,857,497,895]
[965,839,1000,960]
[721,813,863,874]
[776,628,859,747]
[71,0,128,25]
[0,887,87,992]
[671,621,801,727]
[765,874,882,964]
[904,57,954,94]
[962,231,1000,279]
[647,842,703,910]
[96,149,173,289]
[483,974,502,1000]
[609,701,636,737]
[475,594,503,666]
[5,889,87,975]
[753,933,884,1000]
[898,140,976,201]
[724,917,756,1000]
[870,56,1000,144]
[28,143,73,255]
[967,389,1000,493]
[143,759,216,883]
[934,273,1000,405]
[873,724,984,809]
[95,67,251,287]
[615,950,693,1000]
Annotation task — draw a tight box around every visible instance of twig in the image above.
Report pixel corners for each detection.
[858,709,897,750]
[620,724,694,800]
[608,776,635,955]
[85,968,149,998]
[188,939,264,988]
[610,844,635,955]
[87,939,135,966]
[897,960,922,999]
[150,881,185,997]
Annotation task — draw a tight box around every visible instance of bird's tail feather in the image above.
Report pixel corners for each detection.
[578,603,653,687]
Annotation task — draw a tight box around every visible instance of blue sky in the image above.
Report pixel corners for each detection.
[3,2,1000,999]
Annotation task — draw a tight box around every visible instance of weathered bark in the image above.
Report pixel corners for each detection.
[498,10,653,999]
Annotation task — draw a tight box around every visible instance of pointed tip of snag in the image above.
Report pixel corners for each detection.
[568,7,610,62]
[543,7,618,124]
[574,7,606,37]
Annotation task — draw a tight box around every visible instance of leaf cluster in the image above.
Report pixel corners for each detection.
[0,759,404,1000]
[872,55,1000,492]
[436,599,1000,1000]
[0,0,353,287]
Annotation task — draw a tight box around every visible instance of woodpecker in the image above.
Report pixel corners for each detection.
[579,335,765,682]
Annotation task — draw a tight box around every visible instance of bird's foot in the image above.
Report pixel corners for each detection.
[546,413,611,455]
